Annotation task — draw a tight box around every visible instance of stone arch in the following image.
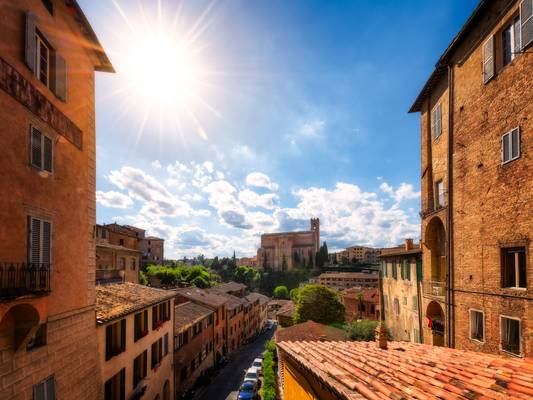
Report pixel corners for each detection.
[0,303,40,352]
[425,216,446,282]
[426,301,445,347]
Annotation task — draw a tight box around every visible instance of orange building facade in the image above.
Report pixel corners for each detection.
[0,0,113,398]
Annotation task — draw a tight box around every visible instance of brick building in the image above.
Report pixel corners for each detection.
[245,292,269,336]
[257,218,320,271]
[96,224,141,284]
[174,302,214,398]
[410,0,532,356]
[341,287,380,322]
[380,239,423,343]
[138,235,165,267]
[0,1,112,398]
[344,246,382,264]
[316,271,379,291]
[95,283,175,400]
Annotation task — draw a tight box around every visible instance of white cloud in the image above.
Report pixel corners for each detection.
[299,119,325,137]
[238,189,279,210]
[96,190,133,209]
[380,182,420,204]
[151,160,162,168]
[245,172,279,191]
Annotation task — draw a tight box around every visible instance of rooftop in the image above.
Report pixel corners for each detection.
[215,281,247,294]
[96,242,142,253]
[276,301,296,318]
[246,292,269,305]
[208,290,249,310]
[341,288,379,303]
[96,282,176,324]
[176,287,229,308]
[175,301,212,330]
[278,340,533,399]
[380,245,422,258]
[276,321,347,343]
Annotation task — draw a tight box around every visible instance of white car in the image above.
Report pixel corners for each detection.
[251,358,263,374]
[243,367,260,385]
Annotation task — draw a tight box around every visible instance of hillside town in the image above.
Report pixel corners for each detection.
[0,1,532,400]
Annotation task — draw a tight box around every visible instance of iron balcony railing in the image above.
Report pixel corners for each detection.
[0,263,51,298]
[423,280,446,298]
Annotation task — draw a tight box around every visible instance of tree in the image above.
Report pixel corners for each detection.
[273,285,289,299]
[341,256,349,265]
[332,252,338,264]
[293,284,345,325]
[289,287,300,302]
[232,250,237,268]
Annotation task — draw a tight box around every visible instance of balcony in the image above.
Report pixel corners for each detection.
[423,280,446,299]
[0,263,51,298]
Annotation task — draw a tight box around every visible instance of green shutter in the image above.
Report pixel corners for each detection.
[392,261,397,279]
[416,259,423,282]
[406,260,411,281]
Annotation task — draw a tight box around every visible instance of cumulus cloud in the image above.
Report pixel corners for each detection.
[151,160,162,168]
[96,190,133,209]
[380,182,420,204]
[299,119,325,137]
[245,172,279,191]
[238,189,279,210]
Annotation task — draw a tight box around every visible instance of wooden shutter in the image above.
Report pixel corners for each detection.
[119,369,125,400]
[105,325,113,360]
[25,12,37,73]
[405,260,411,280]
[30,218,41,264]
[482,35,495,84]
[142,350,147,377]
[120,319,126,352]
[54,53,67,101]
[134,313,140,341]
[164,333,168,355]
[41,221,51,264]
[31,128,42,168]
[152,306,157,329]
[521,0,533,49]
[45,376,55,400]
[144,310,148,332]
[43,136,52,172]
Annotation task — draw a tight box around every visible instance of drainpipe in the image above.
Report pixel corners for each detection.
[446,64,455,348]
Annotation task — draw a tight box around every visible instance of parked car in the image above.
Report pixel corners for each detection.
[243,367,260,386]
[237,380,258,400]
[251,358,263,375]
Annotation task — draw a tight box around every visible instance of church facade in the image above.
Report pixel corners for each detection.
[257,219,320,271]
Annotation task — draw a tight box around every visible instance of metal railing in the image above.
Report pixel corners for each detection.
[0,263,51,298]
[423,280,446,298]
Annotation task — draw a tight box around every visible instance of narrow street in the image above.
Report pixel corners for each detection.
[195,327,276,400]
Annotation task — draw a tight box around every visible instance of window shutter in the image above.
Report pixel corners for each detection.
[143,350,147,376]
[33,381,45,400]
[45,377,55,400]
[134,313,140,340]
[144,310,148,332]
[30,218,41,264]
[164,333,168,355]
[502,132,510,163]
[406,260,411,280]
[25,12,37,73]
[54,53,67,101]
[521,0,533,50]
[41,221,51,264]
[105,325,113,360]
[483,35,495,84]
[511,127,520,159]
[119,369,125,400]
[43,136,52,172]
[31,128,42,168]
[152,306,157,329]
[120,319,126,352]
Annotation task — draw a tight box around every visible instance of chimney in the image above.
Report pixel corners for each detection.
[405,238,413,251]
[375,323,388,350]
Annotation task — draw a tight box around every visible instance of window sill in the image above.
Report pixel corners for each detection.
[501,156,521,166]
[500,348,522,358]
[501,287,527,291]
[470,338,485,344]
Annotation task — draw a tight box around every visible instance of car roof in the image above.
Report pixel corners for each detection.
[253,358,262,362]
[246,367,258,373]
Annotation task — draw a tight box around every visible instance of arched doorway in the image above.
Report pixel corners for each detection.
[426,301,445,346]
[0,303,40,351]
[425,217,446,298]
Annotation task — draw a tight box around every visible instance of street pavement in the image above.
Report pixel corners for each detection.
[195,326,276,400]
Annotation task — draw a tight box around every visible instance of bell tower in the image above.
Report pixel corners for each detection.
[310,218,320,252]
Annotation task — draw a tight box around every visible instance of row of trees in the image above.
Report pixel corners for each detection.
[144,264,219,288]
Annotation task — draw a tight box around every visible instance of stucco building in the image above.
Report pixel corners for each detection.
[380,239,423,343]
[0,1,112,398]
[316,271,378,291]
[174,301,214,398]
[257,218,320,271]
[410,0,532,356]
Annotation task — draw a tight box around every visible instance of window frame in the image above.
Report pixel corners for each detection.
[33,375,55,400]
[500,246,527,289]
[500,315,522,357]
[28,216,52,265]
[30,126,53,173]
[35,30,50,88]
[501,127,521,164]
[435,179,444,209]
[469,309,485,343]
[431,103,442,140]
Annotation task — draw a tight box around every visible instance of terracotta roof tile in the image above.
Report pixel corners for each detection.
[276,301,296,317]
[174,301,212,330]
[96,282,176,324]
[245,292,269,305]
[176,287,229,307]
[215,281,247,293]
[277,340,533,400]
[276,321,347,342]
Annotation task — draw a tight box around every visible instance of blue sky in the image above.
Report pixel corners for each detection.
[80,0,477,258]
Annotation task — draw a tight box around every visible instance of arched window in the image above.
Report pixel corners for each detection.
[393,298,400,316]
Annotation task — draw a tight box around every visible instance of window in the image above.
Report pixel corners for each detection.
[131,258,136,270]
[33,375,55,400]
[104,369,125,400]
[501,316,521,356]
[119,239,124,246]
[522,0,533,49]
[152,301,171,329]
[405,260,411,281]
[391,261,397,279]
[502,128,520,164]
[175,330,189,350]
[164,333,169,356]
[30,127,53,173]
[134,310,148,342]
[435,180,445,208]
[105,320,126,360]
[482,35,495,83]
[28,217,52,265]
[133,350,147,388]
[119,257,125,268]
[393,298,400,316]
[35,32,50,87]
[501,247,526,288]
[151,338,163,369]
[431,103,442,139]
[470,310,484,342]
[412,296,418,311]
[502,17,521,66]
[382,261,388,277]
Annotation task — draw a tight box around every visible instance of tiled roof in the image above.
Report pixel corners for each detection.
[246,292,269,305]
[276,321,347,343]
[276,301,296,318]
[215,281,247,293]
[379,245,422,257]
[96,242,142,253]
[176,287,228,308]
[341,288,379,303]
[174,301,212,330]
[268,299,291,307]
[208,290,249,310]
[96,282,176,324]
[278,340,533,399]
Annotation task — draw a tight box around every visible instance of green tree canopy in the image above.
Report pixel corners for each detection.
[289,287,301,302]
[273,285,289,299]
[293,284,345,325]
